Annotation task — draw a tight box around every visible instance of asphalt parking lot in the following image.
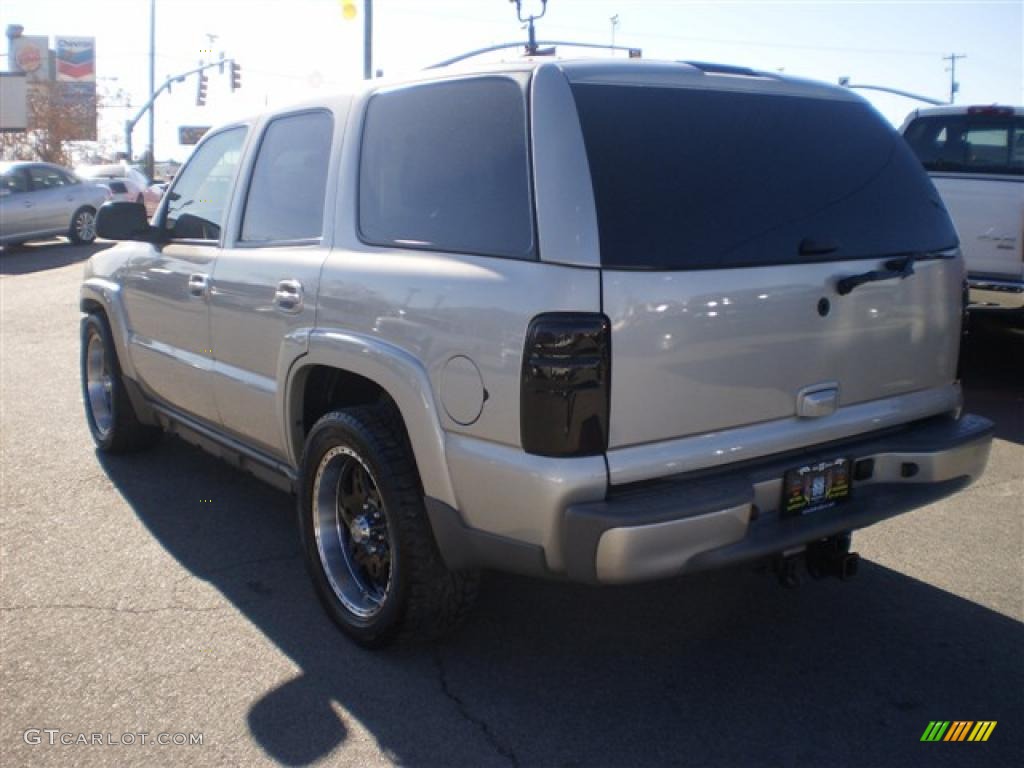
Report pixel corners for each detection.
[2,240,1022,768]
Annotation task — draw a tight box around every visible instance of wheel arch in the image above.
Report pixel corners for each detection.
[80,278,137,379]
[286,330,457,507]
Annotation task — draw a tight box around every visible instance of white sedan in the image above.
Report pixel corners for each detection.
[75,164,150,205]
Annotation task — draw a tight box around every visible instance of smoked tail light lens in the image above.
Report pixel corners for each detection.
[521,313,611,457]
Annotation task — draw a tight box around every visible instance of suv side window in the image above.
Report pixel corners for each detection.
[240,110,333,243]
[359,76,534,260]
[164,126,247,241]
[904,115,1023,175]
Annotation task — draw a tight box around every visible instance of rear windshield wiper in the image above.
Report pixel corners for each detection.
[835,252,955,296]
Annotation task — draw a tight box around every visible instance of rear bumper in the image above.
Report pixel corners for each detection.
[968,276,1024,310]
[562,413,993,584]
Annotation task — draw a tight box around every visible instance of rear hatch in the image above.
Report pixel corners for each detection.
[570,75,963,450]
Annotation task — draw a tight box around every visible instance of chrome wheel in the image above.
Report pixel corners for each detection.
[85,329,113,439]
[74,209,96,241]
[312,446,393,618]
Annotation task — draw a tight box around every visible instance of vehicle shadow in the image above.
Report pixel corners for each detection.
[960,315,1024,445]
[0,240,111,275]
[98,441,1023,768]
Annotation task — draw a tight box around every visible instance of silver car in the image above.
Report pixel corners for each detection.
[82,59,993,647]
[0,161,110,246]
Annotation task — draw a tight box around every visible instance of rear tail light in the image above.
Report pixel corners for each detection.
[521,313,611,457]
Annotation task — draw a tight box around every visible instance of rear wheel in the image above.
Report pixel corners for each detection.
[81,313,160,452]
[68,206,97,244]
[298,405,478,647]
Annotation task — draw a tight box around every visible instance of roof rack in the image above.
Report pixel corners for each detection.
[428,41,642,70]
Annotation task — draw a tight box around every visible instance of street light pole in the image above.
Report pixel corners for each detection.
[364,0,373,80]
[147,0,155,178]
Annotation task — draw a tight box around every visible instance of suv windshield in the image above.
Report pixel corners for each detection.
[571,84,957,270]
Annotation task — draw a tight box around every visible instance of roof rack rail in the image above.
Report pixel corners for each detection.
[428,41,642,70]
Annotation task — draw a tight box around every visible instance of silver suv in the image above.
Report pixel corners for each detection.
[81,60,993,647]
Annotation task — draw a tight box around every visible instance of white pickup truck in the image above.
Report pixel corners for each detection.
[902,105,1023,314]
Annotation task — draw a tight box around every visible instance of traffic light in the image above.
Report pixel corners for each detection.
[230,60,241,92]
[341,1,358,20]
[196,71,208,106]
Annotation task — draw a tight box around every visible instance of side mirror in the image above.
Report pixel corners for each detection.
[95,201,162,243]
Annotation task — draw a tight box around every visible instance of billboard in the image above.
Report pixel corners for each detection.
[3,31,96,139]
[56,36,96,82]
[0,73,28,132]
[9,35,51,83]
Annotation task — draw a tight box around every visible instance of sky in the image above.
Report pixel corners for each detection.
[1,0,1021,164]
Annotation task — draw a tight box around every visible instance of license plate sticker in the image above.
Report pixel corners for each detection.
[783,457,851,516]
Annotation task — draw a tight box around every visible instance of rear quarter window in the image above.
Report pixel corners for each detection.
[571,84,957,270]
[358,76,534,260]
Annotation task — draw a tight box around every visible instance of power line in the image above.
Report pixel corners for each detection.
[385,6,949,58]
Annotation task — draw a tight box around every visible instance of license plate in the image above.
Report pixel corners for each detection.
[783,457,851,516]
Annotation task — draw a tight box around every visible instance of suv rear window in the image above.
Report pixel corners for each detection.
[571,84,957,270]
[903,114,1024,176]
[359,76,534,260]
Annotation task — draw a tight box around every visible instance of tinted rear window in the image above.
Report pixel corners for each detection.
[359,76,534,260]
[571,84,957,270]
[903,114,1024,176]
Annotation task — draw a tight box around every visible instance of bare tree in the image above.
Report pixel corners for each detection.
[0,82,96,167]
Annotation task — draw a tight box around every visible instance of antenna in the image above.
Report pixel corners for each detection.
[510,0,549,56]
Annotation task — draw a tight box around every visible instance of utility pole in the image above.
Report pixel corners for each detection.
[147,0,155,179]
[364,0,373,80]
[942,53,966,104]
[610,14,619,48]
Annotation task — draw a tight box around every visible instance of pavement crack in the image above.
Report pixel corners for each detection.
[432,649,519,767]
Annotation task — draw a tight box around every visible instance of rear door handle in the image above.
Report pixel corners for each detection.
[188,273,210,298]
[274,279,304,313]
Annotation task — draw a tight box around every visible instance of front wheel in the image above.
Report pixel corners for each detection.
[68,206,97,244]
[81,313,161,452]
[298,405,478,647]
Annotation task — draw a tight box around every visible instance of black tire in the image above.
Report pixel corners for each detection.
[80,312,161,453]
[68,206,97,244]
[298,405,479,648]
